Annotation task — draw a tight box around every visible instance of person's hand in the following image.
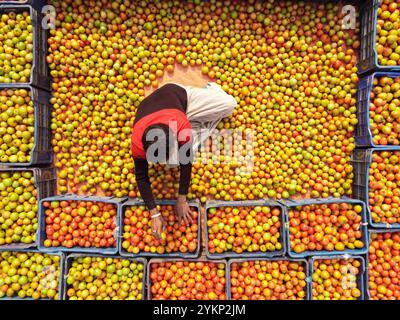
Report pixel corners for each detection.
[150,209,166,240]
[175,195,194,225]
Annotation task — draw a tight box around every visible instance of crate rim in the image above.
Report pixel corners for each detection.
[37,196,128,255]
[308,254,366,300]
[227,257,310,300]
[365,229,400,300]
[353,148,400,229]
[0,167,55,251]
[146,257,228,300]
[356,72,400,148]
[280,197,369,258]
[62,252,147,300]
[359,0,400,74]
[118,198,202,259]
[0,249,65,300]
[0,4,50,90]
[203,199,287,260]
[0,86,52,166]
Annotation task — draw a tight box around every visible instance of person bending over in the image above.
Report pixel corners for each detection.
[131,82,237,239]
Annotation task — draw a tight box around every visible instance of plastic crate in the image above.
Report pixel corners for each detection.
[355,72,400,147]
[147,257,228,300]
[119,199,202,259]
[359,0,400,74]
[0,249,64,300]
[353,147,400,228]
[0,0,45,11]
[0,5,50,90]
[366,229,400,300]
[227,257,310,300]
[38,195,128,255]
[0,167,56,251]
[62,253,147,301]
[309,255,366,300]
[279,197,369,258]
[204,200,286,260]
[0,86,52,166]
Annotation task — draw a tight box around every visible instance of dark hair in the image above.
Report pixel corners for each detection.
[142,123,175,162]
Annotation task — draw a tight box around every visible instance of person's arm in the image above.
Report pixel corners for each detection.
[134,158,156,210]
[175,142,194,225]
[134,158,166,239]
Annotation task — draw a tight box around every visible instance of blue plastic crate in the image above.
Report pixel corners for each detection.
[279,197,369,258]
[0,86,52,166]
[355,72,400,147]
[0,5,50,90]
[366,229,400,300]
[146,257,228,300]
[359,0,400,74]
[227,257,310,300]
[0,167,56,251]
[38,195,127,255]
[62,253,147,300]
[0,249,64,300]
[204,200,286,260]
[353,147,400,228]
[119,198,201,259]
[309,254,366,300]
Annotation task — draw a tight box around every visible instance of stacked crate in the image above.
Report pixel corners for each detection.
[354,0,400,301]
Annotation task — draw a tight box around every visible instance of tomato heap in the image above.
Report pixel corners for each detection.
[0,89,34,163]
[149,261,226,300]
[312,258,362,300]
[0,171,38,246]
[230,260,307,300]
[369,151,400,225]
[121,205,199,255]
[369,76,400,146]
[0,251,61,299]
[0,10,33,83]
[66,256,144,300]
[368,232,400,300]
[207,206,282,255]
[48,0,359,201]
[42,200,117,249]
[288,202,365,254]
[377,0,400,67]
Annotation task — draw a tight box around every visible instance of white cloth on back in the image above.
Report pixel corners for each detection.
[175,82,237,150]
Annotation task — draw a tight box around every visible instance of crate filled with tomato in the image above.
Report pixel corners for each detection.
[38,195,126,254]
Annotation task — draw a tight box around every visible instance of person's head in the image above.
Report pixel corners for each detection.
[142,123,179,166]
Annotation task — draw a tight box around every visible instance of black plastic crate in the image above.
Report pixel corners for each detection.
[147,257,228,300]
[0,249,64,300]
[355,72,400,148]
[0,5,50,90]
[0,86,52,166]
[366,229,400,300]
[309,255,366,300]
[38,195,127,255]
[0,0,45,11]
[359,0,400,74]
[62,253,147,300]
[204,200,287,260]
[0,167,56,250]
[279,197,369,258]
[0,0,46,11]
[353,147,400,228]
[227,257,310,300]
[119,199,202,259]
